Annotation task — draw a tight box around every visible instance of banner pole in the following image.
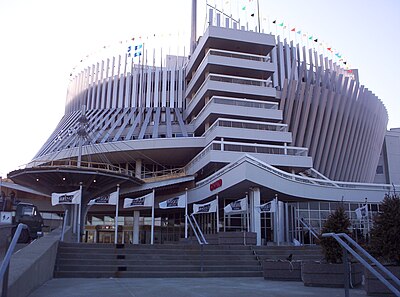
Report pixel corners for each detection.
[216,195,219,233]
[77,183,83,243]
[246,193,250,232]
[185,188,188,239]
[275,194,279,246]
[151,189,155,245]
[114,184,120,244]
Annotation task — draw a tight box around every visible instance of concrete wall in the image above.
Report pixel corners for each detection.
[0,224,12,258]
[4,226,71,297]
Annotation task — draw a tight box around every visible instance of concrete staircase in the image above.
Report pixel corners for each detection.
[54,242,263,278]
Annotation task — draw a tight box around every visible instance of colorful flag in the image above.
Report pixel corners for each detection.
[224,197,248,214]
[159,194,186,209]
[124,192,154,208]
[52,189,81,206]
[193,199,218,214]
[88,191,118,206]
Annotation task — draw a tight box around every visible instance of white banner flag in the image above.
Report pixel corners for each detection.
[88,191,118,206]
[224,197,248,214]
[259,200,276,213]
[51,189,81,206]
[193,199,218,214]
[355,204,368,220]
[124,192,154,208]
[159,194,186,209]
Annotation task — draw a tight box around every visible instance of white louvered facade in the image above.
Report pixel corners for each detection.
[32,10,387,187]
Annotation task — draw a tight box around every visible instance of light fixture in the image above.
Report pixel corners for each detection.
[62,177,66,181]
[36,178,39,182]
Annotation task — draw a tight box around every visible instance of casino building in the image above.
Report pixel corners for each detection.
[9,1,392,246]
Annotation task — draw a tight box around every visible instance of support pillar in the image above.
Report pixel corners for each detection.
[135,159,142,179]
[133,210,140,244]
[249,187,261,246]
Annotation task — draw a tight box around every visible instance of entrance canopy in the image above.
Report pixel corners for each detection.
[8,166,143,198]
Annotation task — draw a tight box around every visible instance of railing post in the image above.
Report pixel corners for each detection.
[343,247,350,297]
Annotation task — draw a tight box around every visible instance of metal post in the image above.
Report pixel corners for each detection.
[246,193,250,232]
[185,189,188,239]
[77,183,82,243]
[114,184,120,244]
[343,247,350,297]
[216,195,219,233]
[150,189,155,245]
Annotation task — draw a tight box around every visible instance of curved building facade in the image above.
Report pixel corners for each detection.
[17,7,392,245]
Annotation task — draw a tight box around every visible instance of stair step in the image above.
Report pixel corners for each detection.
[54,270,263,278]
[56,264,261,272]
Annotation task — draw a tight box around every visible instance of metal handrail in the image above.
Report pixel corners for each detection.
[186,215,202,244]
[298,218,319,240]
[190,214,208,245]
[1,223,28,296]
[322,232,400,296]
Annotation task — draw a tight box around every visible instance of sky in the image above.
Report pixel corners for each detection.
[0,0,399,178]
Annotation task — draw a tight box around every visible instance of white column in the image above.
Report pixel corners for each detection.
[133,210,140,244]
[135,159,142,179]
[249,187,261,246]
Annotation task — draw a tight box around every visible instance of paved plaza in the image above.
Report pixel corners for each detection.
[28,277,366,297]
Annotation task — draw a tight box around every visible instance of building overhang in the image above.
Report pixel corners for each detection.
[8,166,143,198]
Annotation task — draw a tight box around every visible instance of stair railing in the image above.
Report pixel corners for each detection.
[186,214,208,245]
[1,223,27,297]
[298,218,319,241]
[322,232,400,297]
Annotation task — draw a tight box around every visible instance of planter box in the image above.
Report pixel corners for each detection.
[263,260,301,281]
[365,265,400,296]
[301,261,362,288]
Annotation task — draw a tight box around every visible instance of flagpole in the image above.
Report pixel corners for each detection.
[256,0,260,33]
[246,193,250,232]
[185,188,188,239]
[77,182,83,243]
[275,194,279,246]
[114,184,120,244]
[216,195,219,233]
[151,189,155,245]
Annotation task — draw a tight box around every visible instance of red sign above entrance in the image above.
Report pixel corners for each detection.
[210,179,222,191]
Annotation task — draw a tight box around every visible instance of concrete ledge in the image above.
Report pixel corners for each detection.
[4,226,72,297]
[263,260,301,281]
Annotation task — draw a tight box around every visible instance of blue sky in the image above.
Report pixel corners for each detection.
[0,0,399,177]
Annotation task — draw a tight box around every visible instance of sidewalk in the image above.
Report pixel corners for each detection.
[28,277,367,297]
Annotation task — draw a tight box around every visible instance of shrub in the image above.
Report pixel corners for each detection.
[369,194,400,265]
[319,205,351,264]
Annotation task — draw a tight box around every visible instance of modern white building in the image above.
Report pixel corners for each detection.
[9,3,393,246]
